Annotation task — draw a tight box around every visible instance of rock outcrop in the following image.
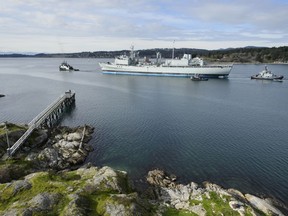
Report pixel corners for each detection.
[25,125,94,170]
[146,169,285,216]
[1,123,94,184]
[0,165,286,216]
[1,123,287,215]
[245,194,285,216]
[0,166,151,216]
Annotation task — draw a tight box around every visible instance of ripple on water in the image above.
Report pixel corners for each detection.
[1,60,288,204]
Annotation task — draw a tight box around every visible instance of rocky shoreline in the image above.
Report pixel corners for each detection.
[146,169,286,216]
[25,125,94,170]
[0,123,94,181]
[0,123,286,215]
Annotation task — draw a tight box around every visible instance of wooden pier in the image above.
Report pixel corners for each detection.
[6,90,75,157]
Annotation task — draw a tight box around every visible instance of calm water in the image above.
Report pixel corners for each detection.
[0,58,288,204]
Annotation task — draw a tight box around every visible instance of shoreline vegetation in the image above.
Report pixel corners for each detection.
[0,46,288,64]
[0,123,287,215]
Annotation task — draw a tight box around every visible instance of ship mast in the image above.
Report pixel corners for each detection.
[130,45,135,60]
[172,40,175,59]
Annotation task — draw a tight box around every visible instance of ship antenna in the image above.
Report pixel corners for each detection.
[130,45,134,60]
[172,40,175,59]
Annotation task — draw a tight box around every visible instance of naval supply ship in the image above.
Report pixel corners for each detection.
[99,46,233,78]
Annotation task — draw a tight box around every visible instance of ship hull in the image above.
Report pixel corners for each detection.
[251,75,284,80]
[99,63,232,78]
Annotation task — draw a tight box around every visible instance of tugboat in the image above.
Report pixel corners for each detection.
[59,61,79,71]
[251,66,283,80]
[190,74,208,81]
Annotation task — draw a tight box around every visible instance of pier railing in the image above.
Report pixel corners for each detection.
[7,90,75,157]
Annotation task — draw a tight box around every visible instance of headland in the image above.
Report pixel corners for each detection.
[0,123,286,215]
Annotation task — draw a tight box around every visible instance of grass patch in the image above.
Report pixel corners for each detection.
[59,171,81,181]
[246,206,266,216]
[0,160,35,184]
[0,184,6,191]
[29,171,72,194]
[0,185,14,201]
[202,192,239,216]
[86,193,110,215]
[0,167,142,215]
[190,199,202,206]
[0,170,80,212]
[163,207,198,216]
[0,159,33,167]
[244,207,255,216]
[0,124,27,135]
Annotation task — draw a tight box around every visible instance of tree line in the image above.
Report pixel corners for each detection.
[1,46,287,63]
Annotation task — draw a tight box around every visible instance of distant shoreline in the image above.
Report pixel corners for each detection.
[1,55,287,65]
[0,46,287,64]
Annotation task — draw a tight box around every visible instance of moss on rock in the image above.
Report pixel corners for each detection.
[0,165,152,215]
[0,160,35,183]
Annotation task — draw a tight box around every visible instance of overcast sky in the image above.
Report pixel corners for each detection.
[1,0,287,53]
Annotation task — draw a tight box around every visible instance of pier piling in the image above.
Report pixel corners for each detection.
[6,90,75,157]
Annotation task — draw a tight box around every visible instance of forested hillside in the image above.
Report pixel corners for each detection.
[1,46,287,63]
[205,46,288,63]
[133,46,288,63]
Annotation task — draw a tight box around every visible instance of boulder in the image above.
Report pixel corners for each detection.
[37,147,59,168]
[64,132,82,141]
[63,194,91,216]
[57,140,77,149]
[1,209,18,216]
[162,184,191,205]
[28,192,62,212]
[101,193,143,216]
[227,188,246,201]
[12,179,32,195]
[245,194,284,216]
[189,182,204,200]
[30,129,48,147]
[188,204,206,216]
[229,201,245,215]
[203,182,230,196]
[55,134,63,140]
[68,151,85,164]
[82,166,130,194]
[146,169,176,188]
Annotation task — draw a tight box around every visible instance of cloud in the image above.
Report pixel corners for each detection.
[0,0,287,52]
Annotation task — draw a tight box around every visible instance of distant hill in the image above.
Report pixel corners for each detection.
[1,46,287,63]
[0,53,31,58]
[0,51,37,56]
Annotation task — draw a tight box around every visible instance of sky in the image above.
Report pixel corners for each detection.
[0,0,287,53]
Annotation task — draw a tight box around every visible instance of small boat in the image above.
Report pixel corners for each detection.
[0,94,5,98]
[59,61,79,71]
[251,66,283,80]
[190,74,208,81]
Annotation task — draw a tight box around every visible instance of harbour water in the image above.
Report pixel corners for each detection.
[0,58,288,205]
